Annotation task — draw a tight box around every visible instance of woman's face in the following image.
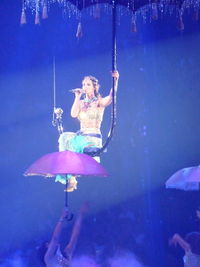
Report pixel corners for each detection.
[82,78,95,96]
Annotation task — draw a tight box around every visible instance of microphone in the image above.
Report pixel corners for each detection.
[69,88,84,94]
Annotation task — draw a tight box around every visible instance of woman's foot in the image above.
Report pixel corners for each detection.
[65,176,78,192]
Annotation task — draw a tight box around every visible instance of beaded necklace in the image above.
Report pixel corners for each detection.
[83,96,98,108]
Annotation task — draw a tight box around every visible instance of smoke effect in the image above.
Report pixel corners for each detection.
[71,251,146,266]
[72,255,101,267]
[107,250,146,267]
[0,250,146,267]
[0,250,27,267]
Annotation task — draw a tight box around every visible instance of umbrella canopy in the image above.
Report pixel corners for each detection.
[66,0,154,11]
[165,166,200,191]
[65,0,188,12]
[23,0,186,13]
[24,150,109,177]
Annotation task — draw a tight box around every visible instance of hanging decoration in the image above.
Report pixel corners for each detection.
[76,21,83,38]
[20,0,200,27]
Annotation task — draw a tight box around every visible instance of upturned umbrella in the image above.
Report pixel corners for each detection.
[165,166,200,191]
[24,150,108,177]
[24,150,108,206]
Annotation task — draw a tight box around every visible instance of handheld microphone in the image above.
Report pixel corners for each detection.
[69,88,84,93]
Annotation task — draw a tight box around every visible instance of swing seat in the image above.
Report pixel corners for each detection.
[83,146,107,156]
[83,146,100,156]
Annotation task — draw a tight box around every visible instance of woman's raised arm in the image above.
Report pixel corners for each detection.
[99,70,119,107]
[70,90,83,118]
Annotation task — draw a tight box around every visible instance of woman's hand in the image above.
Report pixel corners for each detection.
[169,233,180,247]
[111,70,119,80]
[169,233,191,252]
[54,107,63,115]
[73,88,85,98]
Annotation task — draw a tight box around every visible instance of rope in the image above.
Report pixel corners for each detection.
[88,1,117,157]
[52,56,57,127]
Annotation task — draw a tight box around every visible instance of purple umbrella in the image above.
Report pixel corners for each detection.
[24,150,108,177]
[25,150,108,207]
[165,166,200,191]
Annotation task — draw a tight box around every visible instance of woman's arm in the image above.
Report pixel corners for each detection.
[70,90,83,118]
[99,89,112,107]
[169,233,191,252]
[64,202,88,256]
[44,208,69,261]
[99,70,119,108]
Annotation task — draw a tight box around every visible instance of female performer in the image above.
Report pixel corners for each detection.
[56,71,119,191]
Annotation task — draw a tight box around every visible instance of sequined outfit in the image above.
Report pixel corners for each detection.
[78,98,104,135]
[56,98,104,184]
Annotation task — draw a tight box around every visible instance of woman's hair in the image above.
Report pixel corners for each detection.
[83,76,100,97]
[185,232,200,255]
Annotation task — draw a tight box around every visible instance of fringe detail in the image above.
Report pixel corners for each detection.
[35,11,40,25]
[20,9,26,25]
[151,3,158,20]
[42,5,48,19]
[93,4,100,19]
[76,22,83,39]
[193,9,199,21]
[131,15,137,33]
[177,13,184,31]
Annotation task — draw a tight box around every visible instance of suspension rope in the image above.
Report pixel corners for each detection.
[88,0,117,157]
[52,56,57,127]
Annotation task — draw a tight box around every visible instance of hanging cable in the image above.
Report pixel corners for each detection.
[52,56,64,135]
[86,0,117,157]
[52,56,57,127]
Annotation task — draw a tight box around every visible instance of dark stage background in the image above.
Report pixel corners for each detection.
[0,1,200,266]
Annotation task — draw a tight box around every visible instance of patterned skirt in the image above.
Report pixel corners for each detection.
[55,131,102,184]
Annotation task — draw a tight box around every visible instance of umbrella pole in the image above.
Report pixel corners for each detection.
[111,0,117,129]
[82,2,117,158]
[112,0,117,72]
[65,180,69,207]
[92,0,117,157]
[65,180,74,221]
